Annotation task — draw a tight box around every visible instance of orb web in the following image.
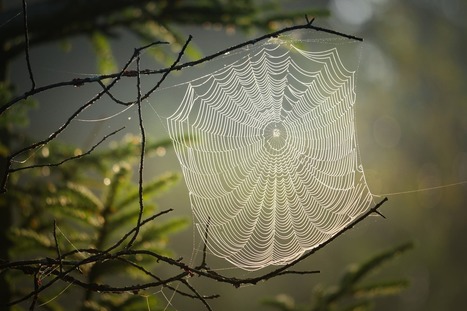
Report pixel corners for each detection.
[164,36,373,270]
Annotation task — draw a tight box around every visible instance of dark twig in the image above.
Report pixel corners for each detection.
[305,15,315,25]
[97,80,132,106]
[8,254,104,306]
[107,208,173,253]
[140,35,192,102]
[115,257,212,300]
[180,279,214,311]
[1,82,121,194]
[1,258,76,270]
[29,270,39,311]
[197,216,211,270]
[374,210,386,219]
[22,0,35,91]
[53,220,62,274]
[126,48,145,248]
[276,270,320,276]
[127,37,191,248]
[8,127,124,173]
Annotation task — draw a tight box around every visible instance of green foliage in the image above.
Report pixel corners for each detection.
[90,31,118,76]
[0,83,36,156]
[4,133,187,310]
[263,242,413,311]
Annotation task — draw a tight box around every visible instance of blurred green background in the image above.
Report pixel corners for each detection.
[3,0,467,310]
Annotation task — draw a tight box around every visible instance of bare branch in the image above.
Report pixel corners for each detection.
[126,45,146,248]
[127,36,192,248]
[107,208,174,253]
[116,256,217,301]
[140,35,193,101]
[53,220,63,274]
[180,279,214,311]
[196,216,211,270]
[97,80,133,105]
[29,270,39,311]
[22,0,35,91]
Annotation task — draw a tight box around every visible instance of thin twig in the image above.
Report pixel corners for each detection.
[22,0,35,91]
[8,127,124,173]
[29,270,39,311]
[127,37,191,248]
[140,35,193,102]
[196,216,211,270]
[115,256,216,301]
[1,258,78,270]
[276,270,320,276]
[107,208,173,253]
[53,220,62,274]
[126,47,146,248]
[97,80,132,105]
[180,279,214,311]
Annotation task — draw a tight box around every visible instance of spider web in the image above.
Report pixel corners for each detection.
[158,34,374,270]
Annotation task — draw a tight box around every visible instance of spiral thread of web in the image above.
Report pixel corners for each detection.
[166,41,373,270]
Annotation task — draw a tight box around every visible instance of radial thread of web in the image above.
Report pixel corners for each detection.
[165,37,373,270]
